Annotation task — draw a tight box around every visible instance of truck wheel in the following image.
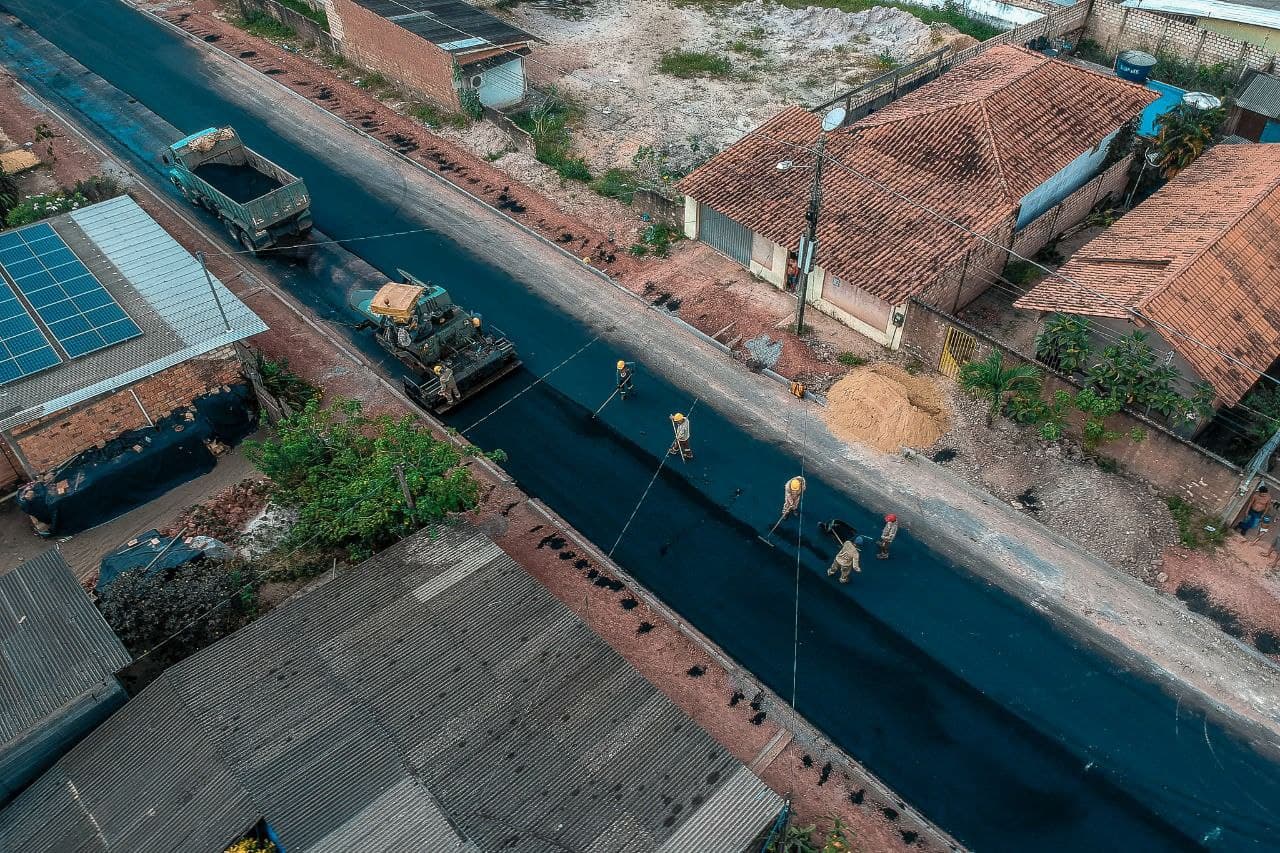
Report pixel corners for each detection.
[236,229,259,257]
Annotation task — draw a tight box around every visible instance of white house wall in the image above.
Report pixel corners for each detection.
[474,57,526,108]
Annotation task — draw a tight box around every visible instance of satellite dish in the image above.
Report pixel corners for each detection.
[821,106,847,132]
[776,160,795,171]
[1182,91,1222,111]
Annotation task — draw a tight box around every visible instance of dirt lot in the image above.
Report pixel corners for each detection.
[499,0,975,173]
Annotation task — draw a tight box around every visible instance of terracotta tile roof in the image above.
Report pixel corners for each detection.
[678,46,1156,305]
[1016,144,1280,405]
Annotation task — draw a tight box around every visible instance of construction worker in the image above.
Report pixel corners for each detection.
[781,476,806,519]
[616,360,635,400]
[669,412,693,461]
[828,534,864,583]
[878,513,899,559]
[433,363,461,405]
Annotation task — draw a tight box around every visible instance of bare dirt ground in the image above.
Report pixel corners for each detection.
[1,67,936,850]
[1159,535,1280,659]
[498,0,975,172]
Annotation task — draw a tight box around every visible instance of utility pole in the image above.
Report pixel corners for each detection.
[394,464,416,523]
[792,106,847,336]
[197,251,232,332]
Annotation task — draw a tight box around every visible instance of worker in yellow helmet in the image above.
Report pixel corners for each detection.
[781,475,806,519]
[616,359,635,400]
[669,412,693,461]
[433,363,461,405]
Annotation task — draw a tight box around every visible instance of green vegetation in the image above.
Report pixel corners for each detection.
[1002,259,1045,287]
[246,396,500,556]
[1167,496,1226,549]
[1034,313,1092,374]
[873,50,898,71]
[1241,386,1280,443]
[72,175,125,204]
[254,353,319,409]
[4,191,88,227]
[0,170,21,222]
[355,70,391,92]
[1154,102,1227,178]
[728,39,767,58]
[765,817,853,853]
[958,350,1043,425]
[511,94,593,183]
[1074,39,1238,97]
[837,352,868,367]
[276,0,329,29]
[591,168,638,203]
[232,9,297,40]
[628,222,682,257]
[658,50,734,78]
[411,103,471,130]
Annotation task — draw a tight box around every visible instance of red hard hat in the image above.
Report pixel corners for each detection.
[885,513,897,522]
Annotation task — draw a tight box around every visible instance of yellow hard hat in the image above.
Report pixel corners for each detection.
[789,477,804,492]
[433,364,443,375]
[672,412,685,423]
[471,316,481,327]
[617,360,626,370]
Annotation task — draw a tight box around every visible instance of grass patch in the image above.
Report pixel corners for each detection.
[232,9,297,40]
[276,0,329,29]
[658,50,734,78]
[728,40,767,58]
[591,168,638,203]
[1166,496,1226,550]
[411,103,470,130]
[837,352,868,367]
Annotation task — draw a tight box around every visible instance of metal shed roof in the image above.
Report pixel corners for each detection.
[0,525,782,853]
[0,196,267,432]
[0,549,131,749]
[1237,69,1280,119]
[351,0,534,51]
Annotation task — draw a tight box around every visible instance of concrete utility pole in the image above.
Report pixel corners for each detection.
[791,106,846,336]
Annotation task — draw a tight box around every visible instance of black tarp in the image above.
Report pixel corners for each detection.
[18,385,255,535]
[96,528,230,593]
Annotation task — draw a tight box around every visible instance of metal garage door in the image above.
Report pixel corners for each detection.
[698,204,753,266]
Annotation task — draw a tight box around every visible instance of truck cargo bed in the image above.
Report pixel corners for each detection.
[194,162,285,204]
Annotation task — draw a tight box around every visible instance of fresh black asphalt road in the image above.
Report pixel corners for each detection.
[3,3,1279,849]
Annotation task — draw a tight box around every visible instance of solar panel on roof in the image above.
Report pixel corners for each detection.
[0,279,60,385]
[0,224,142,360]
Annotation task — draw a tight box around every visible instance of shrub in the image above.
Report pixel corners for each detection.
[1034,313,1092,374]
[411,103,470,130]
[658,50,733,78]
[72,174,125,204]
[591,168,637,203]
[873,51,898,70]
[4,191,88,227]
[631,222,681,258]
[958,350,1042,425]
[1003,260,1043,287]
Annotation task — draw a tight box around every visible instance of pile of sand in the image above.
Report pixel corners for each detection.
[822,362,949,452]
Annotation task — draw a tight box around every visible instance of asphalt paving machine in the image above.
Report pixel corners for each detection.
[353,270,520,413]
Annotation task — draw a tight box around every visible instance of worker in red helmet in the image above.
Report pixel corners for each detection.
[877,513,899,560]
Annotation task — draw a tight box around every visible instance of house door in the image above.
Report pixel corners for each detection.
[698,204,753,267]
[938,326,977,378]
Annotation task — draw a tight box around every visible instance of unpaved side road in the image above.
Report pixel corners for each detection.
[124,5,1280,743]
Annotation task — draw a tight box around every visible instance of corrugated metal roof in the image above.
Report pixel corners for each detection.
[0,525,782,853]
[350,0,534,50]
[1236,70,1280,120]
[0,549,131,746]
[0,196,267,431]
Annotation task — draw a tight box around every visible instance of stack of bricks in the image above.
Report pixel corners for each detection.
[6,347,244,476]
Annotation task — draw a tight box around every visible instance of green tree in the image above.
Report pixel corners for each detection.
[822,818,853,853]
[958,350,1043,425]
[1240,386,1280,442]
[1153,103,1226,178]
[247,397,494,555]
[1035,313,1092,373]
[1074,387,1123,450]
[98,560,259,657]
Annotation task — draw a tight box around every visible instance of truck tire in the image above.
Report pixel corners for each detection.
[236,229,259,257]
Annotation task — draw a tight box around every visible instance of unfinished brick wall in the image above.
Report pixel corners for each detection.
[329,0,461,110]
[1011,155,1133,258]
[6,347,244,477]
[1085,2,1277,73]
[901,304,1243,514]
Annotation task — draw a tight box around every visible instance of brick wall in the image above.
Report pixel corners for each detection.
[329,0,461,110]
[1085,1,1278,73]
[1011,154,1133,257]
[5,347,244,476]
[901,303,1243,513]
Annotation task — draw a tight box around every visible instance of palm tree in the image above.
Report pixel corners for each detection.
[1154,103,1226,178]
[958,350,1042,425]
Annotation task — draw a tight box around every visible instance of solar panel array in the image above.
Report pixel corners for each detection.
[0,223,141,384]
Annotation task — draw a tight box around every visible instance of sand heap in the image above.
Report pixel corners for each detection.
[822,362,949,452]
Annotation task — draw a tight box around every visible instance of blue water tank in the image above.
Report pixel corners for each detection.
[1115,50,1158,83]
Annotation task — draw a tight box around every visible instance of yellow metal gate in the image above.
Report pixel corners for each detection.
[938,326,977,378]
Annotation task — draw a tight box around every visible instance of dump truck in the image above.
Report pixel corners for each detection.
[353,270,520,413]
[163,127,311,253]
